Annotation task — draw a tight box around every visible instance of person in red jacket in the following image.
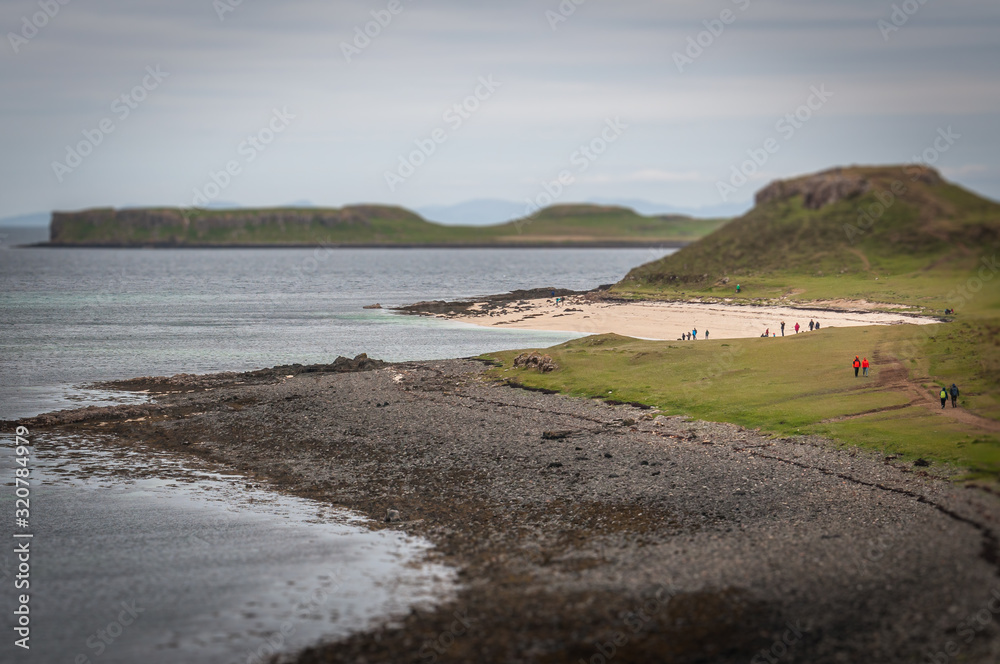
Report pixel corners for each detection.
[794,322,800,334]
[853,356,861,377]
[862,357,870,377]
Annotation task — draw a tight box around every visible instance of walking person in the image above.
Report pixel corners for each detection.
[853,356,861,377]
[940,387,948,409]
[809,320,815,331]
[692,328,697,340]
[950,383,959,408]
[705,330,709,339]
[794,322,800,334]
[862,357,869,377]
[780,321,785,336]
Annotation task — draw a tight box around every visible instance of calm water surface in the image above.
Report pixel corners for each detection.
[0,244,673,420]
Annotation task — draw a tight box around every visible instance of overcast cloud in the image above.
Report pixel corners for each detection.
[2,0,998,218]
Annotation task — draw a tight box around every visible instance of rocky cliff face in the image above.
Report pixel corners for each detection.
[754,166,942,210]
[49,206,420,244]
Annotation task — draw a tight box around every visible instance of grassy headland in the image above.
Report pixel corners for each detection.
[47,204,729,247]
[490,165,1000,478]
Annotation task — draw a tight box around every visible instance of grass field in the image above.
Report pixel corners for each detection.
[488,166,1000,481]
[487,315,1000,479]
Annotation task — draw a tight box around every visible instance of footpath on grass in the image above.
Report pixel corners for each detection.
[486,317,1000,481]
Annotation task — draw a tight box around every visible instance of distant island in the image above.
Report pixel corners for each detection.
[42,204,730,248]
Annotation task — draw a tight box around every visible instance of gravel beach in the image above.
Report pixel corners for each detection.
[16,358,1000,663]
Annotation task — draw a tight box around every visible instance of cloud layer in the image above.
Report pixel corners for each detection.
[2,0,998,217]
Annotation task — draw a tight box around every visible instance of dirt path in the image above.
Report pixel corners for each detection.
[873,355,1000,433]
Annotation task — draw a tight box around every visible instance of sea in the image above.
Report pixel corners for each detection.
[0,229,675,663]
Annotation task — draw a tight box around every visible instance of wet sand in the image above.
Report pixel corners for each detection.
[14,358,1000,663]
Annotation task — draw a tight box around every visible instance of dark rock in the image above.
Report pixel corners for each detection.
[513,352,558,373]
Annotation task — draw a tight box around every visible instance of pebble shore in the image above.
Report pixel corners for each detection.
[18,358,1000,663]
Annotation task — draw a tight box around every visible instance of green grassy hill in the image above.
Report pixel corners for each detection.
[48,204,728,247]
[491,165,1000,481]
[616,165,1000,311]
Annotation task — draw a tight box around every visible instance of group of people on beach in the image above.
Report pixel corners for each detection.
[761,320,820,338]
[681,328,706,341]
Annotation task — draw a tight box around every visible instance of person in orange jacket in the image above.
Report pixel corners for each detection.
[862,357,870,377]
[853,356,861,377]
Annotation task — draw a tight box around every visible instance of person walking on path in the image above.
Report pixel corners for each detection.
[780,321,785,336]
[809,320,815,331]
[950,384,959,408]
[853,356,861,377]
[794,322,800,334]
[940,387,948,408]
[862,357,870,377]
[692,328,697,340]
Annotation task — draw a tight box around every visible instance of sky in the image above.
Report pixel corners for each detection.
[2,0,999,221]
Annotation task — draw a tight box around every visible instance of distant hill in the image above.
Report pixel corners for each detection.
[417,198,748,226]
[616,165,1000,306]
[45,204,730,247]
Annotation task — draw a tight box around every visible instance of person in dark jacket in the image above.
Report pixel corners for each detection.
[940,387,948,408]
[853,356,861,377]
[950,384,959,408]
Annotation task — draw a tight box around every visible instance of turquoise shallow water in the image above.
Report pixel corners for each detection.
[0,245,673,420]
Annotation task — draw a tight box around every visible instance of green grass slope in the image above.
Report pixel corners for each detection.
[487,318,1000,479]
[616,165,1000,312]
[48,204,728,247]
[489,165,1000,480]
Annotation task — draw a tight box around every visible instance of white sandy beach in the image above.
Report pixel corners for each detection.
[445,295,936,340]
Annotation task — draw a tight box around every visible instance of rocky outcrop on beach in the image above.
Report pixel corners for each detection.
[513,351,558,372]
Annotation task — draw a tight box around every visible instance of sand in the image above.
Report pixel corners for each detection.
[444,295,937,340]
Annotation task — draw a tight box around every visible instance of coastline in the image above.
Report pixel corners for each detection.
[399,292,939,340]
[23,240,690,249]
[16,358,1000,663]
